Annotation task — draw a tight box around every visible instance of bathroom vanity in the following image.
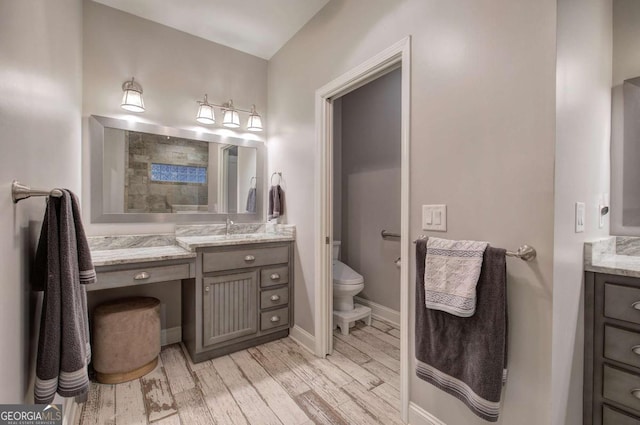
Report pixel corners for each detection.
[89,225,295,364]
[180,239,294,362]
[584,237,640,424]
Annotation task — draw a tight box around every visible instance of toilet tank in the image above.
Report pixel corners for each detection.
[332,241,341,260]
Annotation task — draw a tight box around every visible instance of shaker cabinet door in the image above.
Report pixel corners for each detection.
[202,271,258,346]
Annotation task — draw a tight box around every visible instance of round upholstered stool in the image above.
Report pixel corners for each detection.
[92,297,161,384]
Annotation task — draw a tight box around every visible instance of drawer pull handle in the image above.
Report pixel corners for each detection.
[632,301,640,310]
[205,286,210,292]
[270,315,281,323]
[134,272,150,280]
[245,255,256,262]
[633,345,640,356]
[270,295,281,302]
[632,389,640,400]
[270,273,280,280]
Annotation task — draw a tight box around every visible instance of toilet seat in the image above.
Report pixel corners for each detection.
[333,260,364,285]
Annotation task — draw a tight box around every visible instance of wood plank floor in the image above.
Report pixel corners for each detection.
[78,319,401,425]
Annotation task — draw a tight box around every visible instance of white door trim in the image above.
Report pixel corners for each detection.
[314,36,411,423]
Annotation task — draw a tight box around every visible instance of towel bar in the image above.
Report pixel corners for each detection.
[381,230,401,240]
[413,235,537,262]
[12,180,63,204]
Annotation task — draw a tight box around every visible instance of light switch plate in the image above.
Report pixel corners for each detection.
[575,202,585,233]
[423,204,447,231]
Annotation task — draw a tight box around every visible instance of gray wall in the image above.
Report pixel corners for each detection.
[553,0,612,424]
[82,0,268,235]
[0,0,83,403]
[267,0,556,423]
[335,69,401,312]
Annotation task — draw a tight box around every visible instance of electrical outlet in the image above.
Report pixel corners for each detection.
[575,202,585,233]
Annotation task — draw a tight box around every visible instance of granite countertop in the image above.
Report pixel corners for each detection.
[89,223,296,267]
[91,245,196,267]
[176,232,295,251]
[585,236,640,278]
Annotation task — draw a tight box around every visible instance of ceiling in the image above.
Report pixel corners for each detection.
[93,0,330,60]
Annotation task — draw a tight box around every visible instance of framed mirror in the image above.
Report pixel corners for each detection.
[89,115,264,223]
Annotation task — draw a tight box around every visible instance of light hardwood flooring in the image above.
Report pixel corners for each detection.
[78,319,401,425]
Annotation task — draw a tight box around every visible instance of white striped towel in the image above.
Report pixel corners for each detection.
[424,237,488,317]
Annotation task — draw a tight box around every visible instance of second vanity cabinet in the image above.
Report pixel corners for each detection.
[585,272,640,424]
[182,241,294,363]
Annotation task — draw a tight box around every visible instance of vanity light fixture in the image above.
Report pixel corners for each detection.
[246,105,263,132]
[194,97,263,131]
[196,94,215,125]
[120,77,145,113]
[222,100,241,129]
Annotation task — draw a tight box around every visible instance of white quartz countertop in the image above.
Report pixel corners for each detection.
[176,233,295,251]
[91,245,196,267]
[585,237,640,278]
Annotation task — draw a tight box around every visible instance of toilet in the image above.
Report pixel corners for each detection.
[332,241,371,335]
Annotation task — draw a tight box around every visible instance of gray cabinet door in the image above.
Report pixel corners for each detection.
[202,271,258,347]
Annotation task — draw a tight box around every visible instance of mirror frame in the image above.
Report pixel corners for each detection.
[611,79,640,236]
[89,115,265,223]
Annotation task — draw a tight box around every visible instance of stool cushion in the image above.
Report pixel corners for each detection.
[92,297,160,376]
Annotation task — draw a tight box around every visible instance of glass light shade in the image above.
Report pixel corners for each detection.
[121,78,145,112]
[246,113,263,132]
[196,103,215,125]
[222,109,240,128]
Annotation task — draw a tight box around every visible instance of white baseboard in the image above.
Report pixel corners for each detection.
[354,296,400,327]
[289,325,315,354]
[161,326,182,346]
[409,402,446,425]
[63,396,81,425]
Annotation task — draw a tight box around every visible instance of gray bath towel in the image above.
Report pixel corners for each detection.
[246,187,256,213]
[415,239,508,422]
[268,185,284,219]
[33,190,96,404]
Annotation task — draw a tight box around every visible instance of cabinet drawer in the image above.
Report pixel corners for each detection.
[260,307,289,331]
[604,365,640,412]
[261,287,289,310]
[604,405,640,425]
[606,326,640,369]
[94,263,190,290]
[261,266,289,288]
[203,246,288,273]
[605,284,640,325]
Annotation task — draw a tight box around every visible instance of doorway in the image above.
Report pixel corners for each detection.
[314,37,411,422]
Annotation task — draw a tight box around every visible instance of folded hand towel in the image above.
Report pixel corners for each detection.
[246,187,256,213]
[424,237,488,317]
[268,185,284,220]
[33,190,95,404]
[416,238,508,422]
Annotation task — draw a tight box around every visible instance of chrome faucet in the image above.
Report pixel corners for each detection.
[226,216,235,235]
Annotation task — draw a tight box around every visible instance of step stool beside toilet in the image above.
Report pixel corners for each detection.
[332,241,371,335]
